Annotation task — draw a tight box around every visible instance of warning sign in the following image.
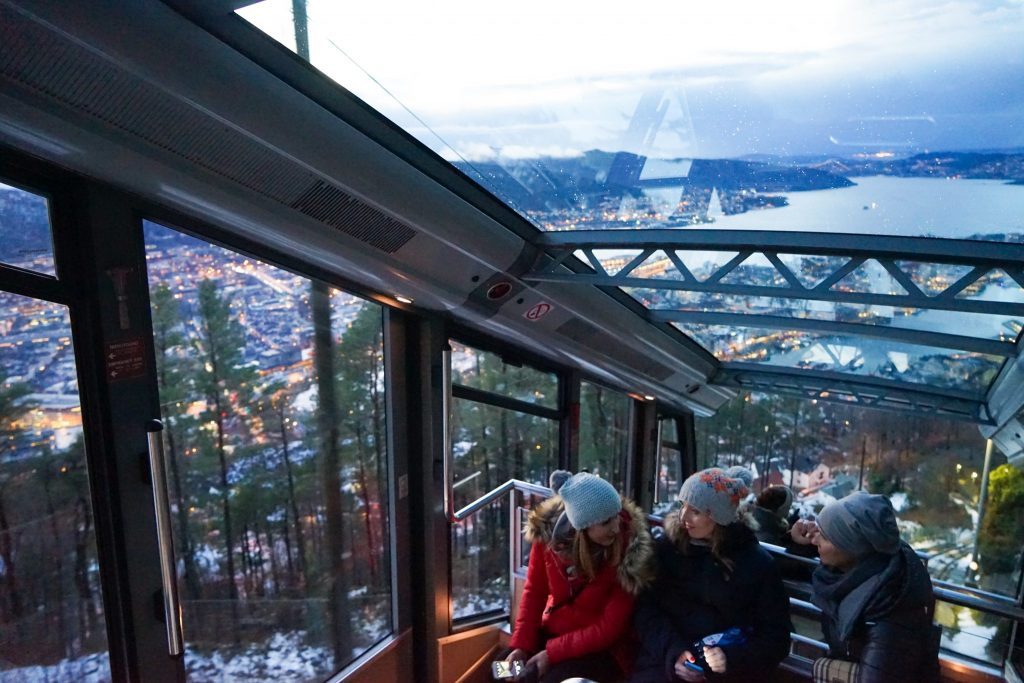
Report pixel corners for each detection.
[105,337,146,382]
[524,302,553,321]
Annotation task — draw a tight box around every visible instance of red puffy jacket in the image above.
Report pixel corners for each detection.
[509,496,654,672]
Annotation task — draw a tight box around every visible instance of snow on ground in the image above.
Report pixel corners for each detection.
[939,607,999,664]
[888,491,908,512]
[0,652,110,683]
[791,490,837,519]
[185,632,332,683]
[2,621,393,683]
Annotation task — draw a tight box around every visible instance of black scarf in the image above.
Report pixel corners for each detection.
[812,547,908,642]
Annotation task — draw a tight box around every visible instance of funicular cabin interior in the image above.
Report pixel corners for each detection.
[1,1,1023,681]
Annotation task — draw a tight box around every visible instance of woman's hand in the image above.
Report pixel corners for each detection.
[673,651,706,681]
[703,646,727,673]
[505,648,529,663]
[526,650,550,677]
[790,519,819,545]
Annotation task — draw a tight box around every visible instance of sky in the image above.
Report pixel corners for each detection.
[239,0,1024,160]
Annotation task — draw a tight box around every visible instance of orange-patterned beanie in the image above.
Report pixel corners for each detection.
[677,466,753,525]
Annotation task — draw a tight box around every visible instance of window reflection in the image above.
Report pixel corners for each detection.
[0,181,56,277]
[239,2,1024,242]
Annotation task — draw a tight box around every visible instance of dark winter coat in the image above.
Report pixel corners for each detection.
[812,542,939,683]
[630,513,793,682]
[509,496,655,672]
[747,504,816,581]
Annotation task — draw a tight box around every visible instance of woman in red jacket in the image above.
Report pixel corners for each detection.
[505,471,655,683]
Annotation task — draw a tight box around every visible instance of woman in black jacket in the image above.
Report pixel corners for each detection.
[631,467,792,682]
[791,491,939,683]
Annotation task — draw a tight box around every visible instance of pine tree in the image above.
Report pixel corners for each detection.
[194,279,254,606]
[0,371,34,624]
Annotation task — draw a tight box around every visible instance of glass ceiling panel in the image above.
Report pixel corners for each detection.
[629,288,1024,345]
[676,324,1002,393]
[240,1,1024,243]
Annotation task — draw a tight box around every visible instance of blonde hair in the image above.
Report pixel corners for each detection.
[572,522,624,581]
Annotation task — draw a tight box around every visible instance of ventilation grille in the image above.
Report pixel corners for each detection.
[557,318,675,381]
[291,181,413,253]
[0,4,416,253]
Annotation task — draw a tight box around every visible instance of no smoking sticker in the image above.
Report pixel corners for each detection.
[524,302,553,321]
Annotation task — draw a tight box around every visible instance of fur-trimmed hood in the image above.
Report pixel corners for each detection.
[524,494,655,595]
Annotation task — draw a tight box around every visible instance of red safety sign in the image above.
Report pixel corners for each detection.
[524,302,552,321]
[105,337,146,381]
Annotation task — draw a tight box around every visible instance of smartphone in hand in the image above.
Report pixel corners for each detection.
[492,659,524,679]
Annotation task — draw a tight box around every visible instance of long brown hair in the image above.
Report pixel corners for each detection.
[668,508,750,576]
[572,520,624,581]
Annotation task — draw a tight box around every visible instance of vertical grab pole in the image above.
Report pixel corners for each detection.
[146,419,184,656]
[442,345,454,521]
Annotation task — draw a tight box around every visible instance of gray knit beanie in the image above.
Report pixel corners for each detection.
[677,467,753,525]
[556,472,622,530]
[817,491,900,557]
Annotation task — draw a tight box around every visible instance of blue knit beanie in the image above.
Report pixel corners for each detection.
[554,472,622,531]
[677,466,753,525]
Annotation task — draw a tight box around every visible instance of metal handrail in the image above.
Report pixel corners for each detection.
[450,478,552,522]
[790,597,821,615]
[443,343,555,523]
[146,420,184,656]
[790,633,827,651]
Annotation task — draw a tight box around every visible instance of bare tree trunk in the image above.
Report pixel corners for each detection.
[313,281,351,666]
[42,465,68,657]
[0,490,24,623]
[354,423,378,584]
[73,496,97,636]
[266,523,281,595]
[213,399,238,606]
[253,525,267,597]
[281,517,295,590]
[166,423,201,600]
[278,403,307,585]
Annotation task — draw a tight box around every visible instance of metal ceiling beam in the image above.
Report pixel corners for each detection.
[649,310,1016,357]
[535,229,1024,266]
[722,362,985,400]
[715,364,990,424]
[527,237,1024,317]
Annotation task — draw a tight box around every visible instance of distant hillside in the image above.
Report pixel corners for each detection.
[453,151,854,215]
[841,151,1024,180]
[680,158,854,192]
